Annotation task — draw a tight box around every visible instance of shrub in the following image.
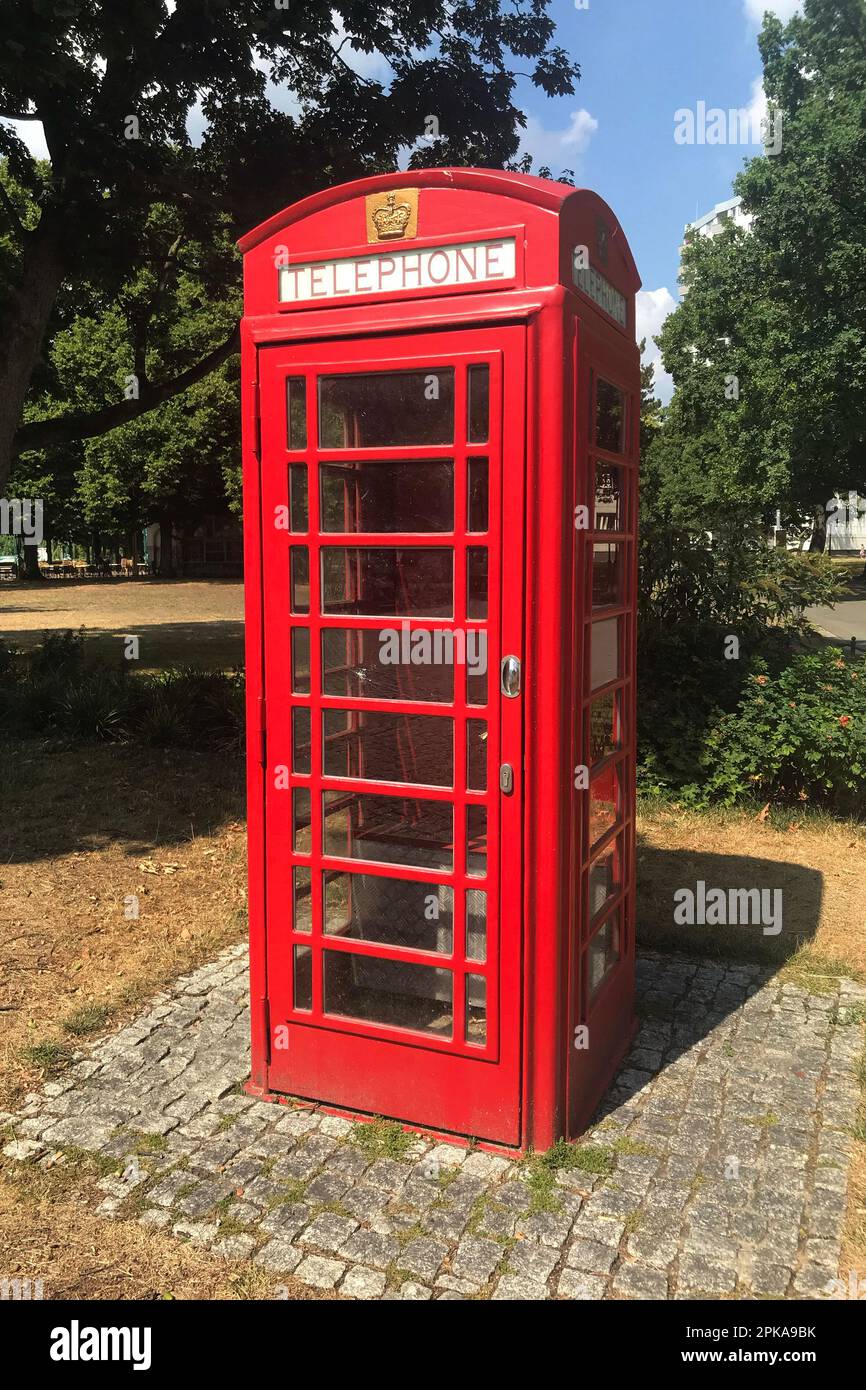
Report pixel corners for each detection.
[684,649,866,814]
[0,631,245,751]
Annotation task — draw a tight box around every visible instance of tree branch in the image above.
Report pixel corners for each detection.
[12,324,239,456]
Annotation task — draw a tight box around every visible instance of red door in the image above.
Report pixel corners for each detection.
[258,326,525,1145]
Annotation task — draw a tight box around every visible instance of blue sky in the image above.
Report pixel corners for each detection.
[4,0,802,400]
[510,0,802,397]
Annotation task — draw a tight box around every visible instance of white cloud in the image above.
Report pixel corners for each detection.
[743,0,801,24]
[746,73,768,131]
[637,287,677,405]
[1,117,49,161]
[519,108,598,174]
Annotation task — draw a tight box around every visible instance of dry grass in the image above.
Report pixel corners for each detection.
[636,801,866,975]
[0,737,333,1300]
[1,579,244,669]
[0,739,248,1110]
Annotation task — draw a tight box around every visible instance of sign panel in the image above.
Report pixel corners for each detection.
[278,238,516,304]
[572,258,627,327]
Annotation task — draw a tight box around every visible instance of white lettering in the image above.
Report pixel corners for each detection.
[278,239,516,303]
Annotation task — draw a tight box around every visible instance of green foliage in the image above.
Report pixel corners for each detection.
[0,2,580,498]
[637,521,844,797]
[696,649,866,814]
[0,632,245,750]
[651,0,866,526]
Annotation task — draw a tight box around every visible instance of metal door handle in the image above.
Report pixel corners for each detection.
[500,655,521,698]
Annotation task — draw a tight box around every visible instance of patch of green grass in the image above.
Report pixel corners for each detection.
[19,1040,74,1075]
[624,1209,642,1235]
[173,1181,198,1203]
[521,1138,616,1214]
[264,1178,308,1209]
[396,1222,427,1246]
[61,1003,111,1037]
[214,1113,238,1133]
[611,1137,658,1158]
[466,1194,490,1232]
[778,948,864,997]
[829,1003,866,1028]
[349,1118,412,1160]
[742,1111,780,1128]
[437,1166,460,1190]
[124,1130,169,1155]
[58,1145,124,1178]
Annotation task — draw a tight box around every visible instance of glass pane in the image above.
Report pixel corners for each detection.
[594,463,625,532]
[289,464,308,531]
[323,790,453,871]
[319,369,455,448]
[321,547,452,618]
[320,460,453,533]
[589,691,622,765]
[466,889,487,962]
[467,364,490,443]
[467,458,489,532]
[323,709,453,787]
[466,805,487,877]
[467,548,488,621]
[466,719,488,792]
[589,764,620,850]
[322,627,453,703]
[587,911,621,1002]
[467,663,487,708]
[324,872,453,954]
[592,541,625,610]
[286,377,307,450]
[290,547,310,614]
[292,628,311,695]
[466,974,487,1045]
[323,951,453,1037]
[294,944,313,1009]
[293,867,312,933]
[596,379,625,454]
[292,707,311,774]
[293,788,312,854]
[590,617,620,692]
[589,838,621,921]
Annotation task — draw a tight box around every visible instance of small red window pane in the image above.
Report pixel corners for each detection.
[589,763,620,850]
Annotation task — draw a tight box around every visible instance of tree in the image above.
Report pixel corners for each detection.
[653,0,866,530]
[0,1,579,497]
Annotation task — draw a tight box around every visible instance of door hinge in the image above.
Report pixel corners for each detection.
[257,694,267,767]
[252,379,261,460]
[259,996,271,1065]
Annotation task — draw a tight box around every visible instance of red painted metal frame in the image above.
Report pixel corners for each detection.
[257,329,525,1145]
[240,169,641,1151]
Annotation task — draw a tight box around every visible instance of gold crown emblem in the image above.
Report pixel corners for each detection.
[371,191,412,240]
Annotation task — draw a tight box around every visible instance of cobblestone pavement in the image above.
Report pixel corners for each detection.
[3,947,864,1300]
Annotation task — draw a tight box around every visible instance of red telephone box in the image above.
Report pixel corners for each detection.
[239,169,640,1152]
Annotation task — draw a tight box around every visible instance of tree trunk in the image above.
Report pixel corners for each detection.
[22,545,41,580]
[0,209,67,498]
[157,514,174,577]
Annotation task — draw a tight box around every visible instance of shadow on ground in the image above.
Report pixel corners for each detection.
[0,739,246,863]
[636,832,823,968]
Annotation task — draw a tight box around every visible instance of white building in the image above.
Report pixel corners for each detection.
[679,197,754,295]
